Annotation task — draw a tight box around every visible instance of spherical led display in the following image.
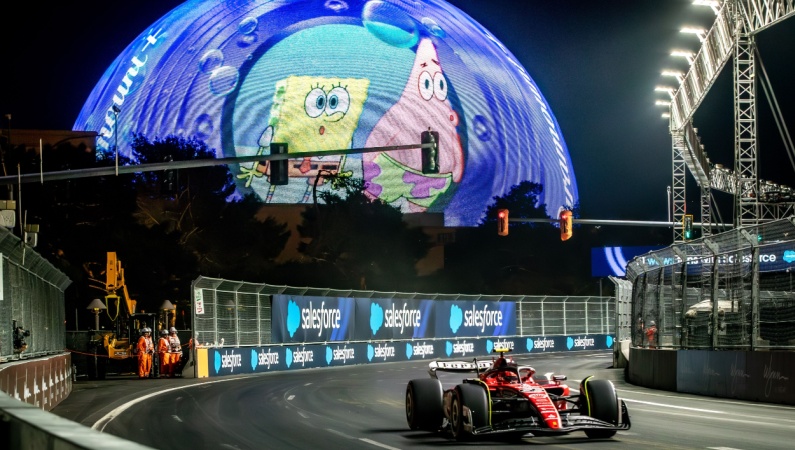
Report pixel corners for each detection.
[75,0,578,226]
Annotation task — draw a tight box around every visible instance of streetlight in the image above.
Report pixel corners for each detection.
[112,105,120,176]
[87,298,107,331]
[160,299,176,330]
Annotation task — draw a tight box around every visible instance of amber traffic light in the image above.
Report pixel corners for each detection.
[497,209,509,236]
[560,209,573,241]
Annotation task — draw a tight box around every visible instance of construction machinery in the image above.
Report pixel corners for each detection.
[87,252,156,378]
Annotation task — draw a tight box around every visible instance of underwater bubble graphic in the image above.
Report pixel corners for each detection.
[238,17,258,35]
[199,49,224,74]
[324,0,349,13]
[209,65,239,96]
[473,115,492,141]
[363,1,418,48]
[195,113,214,140]
[421,17,446,38]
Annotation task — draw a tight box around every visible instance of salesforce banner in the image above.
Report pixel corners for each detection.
[272,295,516,343]
[434,300,516,338]
[272,295,356,343]
[205,334,615,377]
[355,298,435,340]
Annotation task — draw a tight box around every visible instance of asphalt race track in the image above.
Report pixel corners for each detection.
[53,351,795,449]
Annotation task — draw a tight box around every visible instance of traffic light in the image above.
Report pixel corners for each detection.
[269,142,288,185]
[683,214,693,240]
[497,208,509,236]
[421,129,439,174]
[560,209,573,241]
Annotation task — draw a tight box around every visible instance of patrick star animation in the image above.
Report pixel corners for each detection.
[363,38,464,212]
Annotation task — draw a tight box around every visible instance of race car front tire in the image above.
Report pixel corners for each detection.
[450,383,489,441]
[406,378,444,431]
[580,378,619,439]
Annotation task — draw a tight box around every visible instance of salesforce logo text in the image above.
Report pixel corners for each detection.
[258,349,279,368]
[385,304,421,333]
[373,343,396,360]
[535,338,555,350]
[573,337,595,349]
[463,305,503,332]
[301,301,342,337]
[452,341,475,356]
[493,339,515,350]
[293,347,314,366]
[333,347,355,363]
[413,343,434,357]
[222,352,243,372]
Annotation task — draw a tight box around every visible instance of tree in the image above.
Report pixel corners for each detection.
[24,134,290,318]
[295,175,432,290]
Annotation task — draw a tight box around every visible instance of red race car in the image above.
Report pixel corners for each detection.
[405,347,630,441]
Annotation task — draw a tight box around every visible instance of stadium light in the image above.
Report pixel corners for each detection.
[655,100,671,107]
[693,0,721,15]
[655,86,675,98]
[661,70,684,84]
[671,50,695,65]
[681,27,707,42]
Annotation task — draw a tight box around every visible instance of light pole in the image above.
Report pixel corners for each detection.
[112,105,120,176]
[87,298,107,331]
[160,299,176,330]
[86,298,107,380]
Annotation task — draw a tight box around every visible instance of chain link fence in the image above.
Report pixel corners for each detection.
[0,226,71,362]
[191,276,614,346]
[626,216,795,350]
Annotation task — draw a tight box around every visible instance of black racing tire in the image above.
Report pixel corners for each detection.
[581,378,619,439]
[406,378,444,431]
[450,383,490,441]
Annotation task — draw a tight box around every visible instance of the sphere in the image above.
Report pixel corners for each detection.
[75,0,578,226]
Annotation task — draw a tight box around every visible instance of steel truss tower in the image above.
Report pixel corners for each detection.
[666,0,795,242]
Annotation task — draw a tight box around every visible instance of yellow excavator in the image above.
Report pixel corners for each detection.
[88,252,156,376]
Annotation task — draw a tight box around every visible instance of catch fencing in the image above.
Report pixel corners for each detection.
[0,226,71,362]
[626,216,795,350]
[190,276,614,347]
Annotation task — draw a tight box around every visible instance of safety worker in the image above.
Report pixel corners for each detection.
[137,328,154,379]
[168,327,182,377]
[157,329,170,378]
[646,320,658,349]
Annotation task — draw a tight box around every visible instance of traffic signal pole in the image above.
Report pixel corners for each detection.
[509,217,729,228]
[0,142,438,185]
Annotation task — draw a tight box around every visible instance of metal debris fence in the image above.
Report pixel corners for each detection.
[190,276,615,347]
[0,226,71,362]
[626,216,795,350]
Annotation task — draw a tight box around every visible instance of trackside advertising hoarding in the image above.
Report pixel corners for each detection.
[205,334,616,377]
[272,295,517,343]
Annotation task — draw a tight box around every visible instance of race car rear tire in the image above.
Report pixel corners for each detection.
[450,383,489,441]
[580,378,619,439]
[406,378,444,431]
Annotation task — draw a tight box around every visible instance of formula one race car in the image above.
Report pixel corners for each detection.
[405,347,630,440]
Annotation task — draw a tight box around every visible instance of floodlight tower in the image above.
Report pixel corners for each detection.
[656,0,795,242]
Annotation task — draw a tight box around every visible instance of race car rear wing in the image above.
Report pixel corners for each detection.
[428,359,493,378]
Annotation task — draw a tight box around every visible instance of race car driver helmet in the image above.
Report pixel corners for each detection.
[498,370,519,384]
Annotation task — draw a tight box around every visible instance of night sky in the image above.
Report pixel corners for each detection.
[3,0,793,225]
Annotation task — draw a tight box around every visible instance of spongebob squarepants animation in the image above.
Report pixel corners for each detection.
[75,0,578,226]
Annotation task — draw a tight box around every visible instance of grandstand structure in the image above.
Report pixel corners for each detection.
[663,0,795,242]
